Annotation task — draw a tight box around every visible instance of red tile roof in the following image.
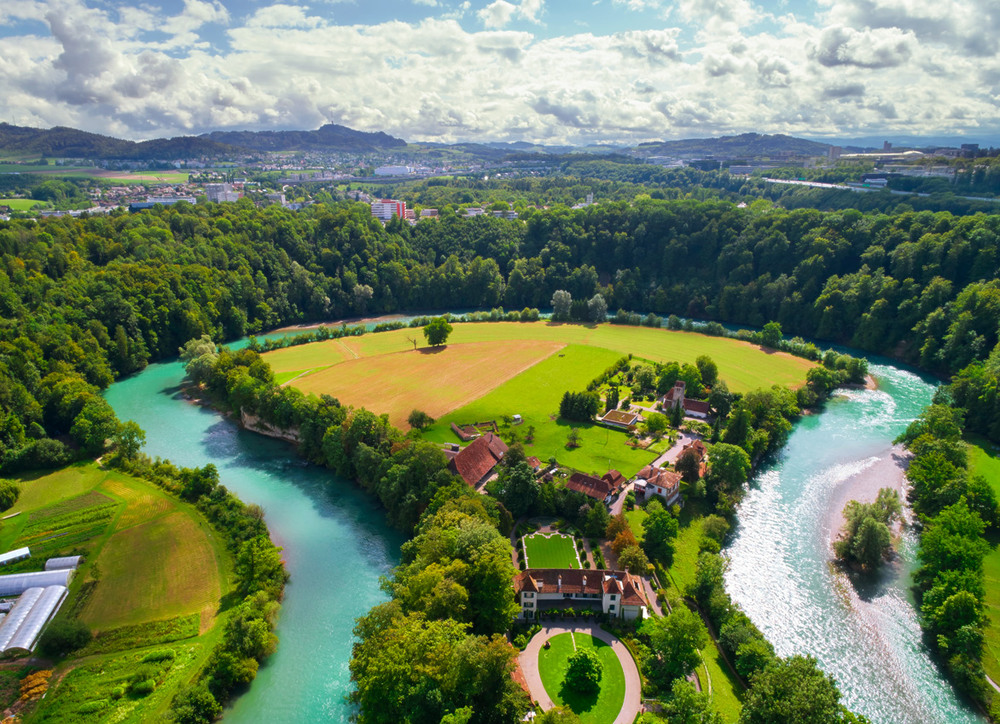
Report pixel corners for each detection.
[684,399,711,415]
[680,439,707,460]
[515,568,647,606]
[566,472,614,500]
[602,470,625,488]
[448,432,508,486]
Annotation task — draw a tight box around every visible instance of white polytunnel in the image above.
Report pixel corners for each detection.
[5,586,68,653]
[0,569,71,597]
[44,556,82,571]
[0,587,45,651]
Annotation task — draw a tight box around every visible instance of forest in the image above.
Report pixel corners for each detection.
[1,195,999,475]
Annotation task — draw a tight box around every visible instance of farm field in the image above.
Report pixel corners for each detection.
[524,533,581,569]
[292,339,564,428]
[0,198,43,210]
[268,321,814,476]
[0,463,230,722]
[267,322,814,394]
[970,437,1000,682]
[538,632,626,724]
[423,344,656,475]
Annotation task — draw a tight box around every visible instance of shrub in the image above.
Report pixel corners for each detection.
[130,679,156,696]
[141,649,176,663]
[39,618,92,657]
[0,482,19,512]
[78,700,110,714]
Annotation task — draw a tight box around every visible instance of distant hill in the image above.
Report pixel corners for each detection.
[201,124,406,153]
[0,121,407,160]
[634,133,831,158]
[0,123,241,160]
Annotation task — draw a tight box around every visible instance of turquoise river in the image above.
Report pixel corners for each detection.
[105,343,981,722]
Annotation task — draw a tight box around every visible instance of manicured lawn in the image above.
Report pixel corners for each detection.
[425,344,656,476]
[969,437,1000,682]
[538,632,626,724]
[293,339,563,428]
[524,533,581,569]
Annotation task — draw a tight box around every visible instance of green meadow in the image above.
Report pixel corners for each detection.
[538,632,626,724]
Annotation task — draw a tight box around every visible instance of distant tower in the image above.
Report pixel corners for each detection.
[586,193,594,205]
[883,141,893,152]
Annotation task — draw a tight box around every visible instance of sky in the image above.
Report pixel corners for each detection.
[0,0,998,145]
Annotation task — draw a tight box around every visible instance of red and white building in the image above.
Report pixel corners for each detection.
[370,198,407,221]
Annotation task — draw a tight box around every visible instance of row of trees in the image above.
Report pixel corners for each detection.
[896,405,1000,713]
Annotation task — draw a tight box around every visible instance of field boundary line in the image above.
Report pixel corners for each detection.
[335,339,360,359]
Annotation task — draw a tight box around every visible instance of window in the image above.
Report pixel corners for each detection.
[524,592,533,598]
[609,604,616,612]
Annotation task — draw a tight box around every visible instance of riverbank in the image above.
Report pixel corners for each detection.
[272,313,408,332]
[825,444,911,547]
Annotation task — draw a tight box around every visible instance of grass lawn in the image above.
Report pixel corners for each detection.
[663,497,710,595]
[538,632,626,724]
[624,509,648,543]
[0,198,43,210]
[969,437,1000,682]
[424,344,656,476]
[524,533,581,569]
[701,644,744,723]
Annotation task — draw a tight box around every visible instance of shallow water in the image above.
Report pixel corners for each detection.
[724,363,982,723]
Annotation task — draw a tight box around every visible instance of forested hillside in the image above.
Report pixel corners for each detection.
[1,197,999,472]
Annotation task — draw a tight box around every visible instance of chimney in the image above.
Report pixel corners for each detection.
[582,575,587,588]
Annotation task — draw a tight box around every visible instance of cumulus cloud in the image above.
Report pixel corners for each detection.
[0,0,997,143]
[478,0,544,28]
[811,25,915,68]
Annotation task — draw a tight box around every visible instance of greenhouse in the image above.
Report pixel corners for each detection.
[44,556,82,571]
[0,587,45,651]
[3,585,68,654]
[0,569,71,597]
[0,548,30,567]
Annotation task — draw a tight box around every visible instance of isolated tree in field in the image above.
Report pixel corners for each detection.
[566,428,581,448]
[761,321,783,349]
[552,290,573,321]
[407,409,435,430]
[565,648,603,693]
[588,293,608,323]
[423,317,453,346]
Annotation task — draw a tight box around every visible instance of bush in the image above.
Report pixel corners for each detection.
[0,482,19,512]
[78,700,110,714]
[39,618,92,657]
[171,682,222,724]
[141,649,176,663]
[130,679,156,696]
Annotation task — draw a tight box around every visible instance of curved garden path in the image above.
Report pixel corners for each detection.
[518,623,642,724]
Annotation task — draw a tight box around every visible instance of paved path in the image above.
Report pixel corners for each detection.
[518,623,642,724]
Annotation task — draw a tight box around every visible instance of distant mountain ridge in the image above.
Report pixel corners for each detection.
[200,124,406,153]
[635,133,831,158]
[0,122,406,160]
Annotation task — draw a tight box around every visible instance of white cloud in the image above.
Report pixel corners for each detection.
[478,0,544,28]
[0,0,997,143]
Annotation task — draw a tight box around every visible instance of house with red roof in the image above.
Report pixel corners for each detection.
[448,432,508,488]
[634,464,682,506]
[514,568,648,620]
[662,380,711,418]
[565,472,614,501]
